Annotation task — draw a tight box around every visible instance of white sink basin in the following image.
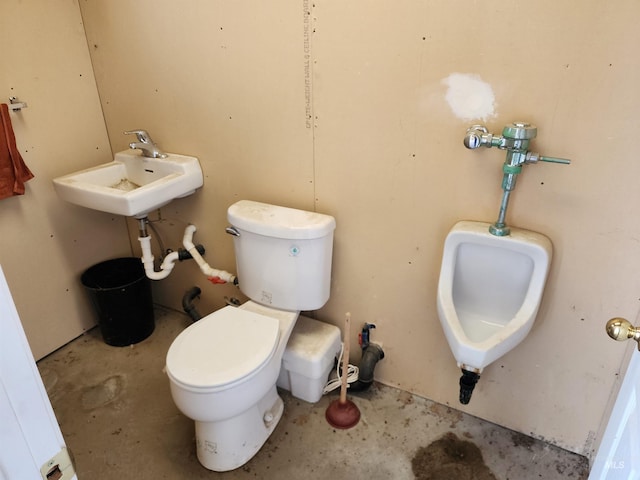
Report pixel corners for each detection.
[53,150,203,217]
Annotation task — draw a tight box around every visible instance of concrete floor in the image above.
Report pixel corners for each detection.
[37,306,589,479]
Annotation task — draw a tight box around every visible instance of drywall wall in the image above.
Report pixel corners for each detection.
[0,0,131,359]
[78,0,640,456]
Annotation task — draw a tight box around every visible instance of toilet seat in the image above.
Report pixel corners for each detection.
[166,306,279,390]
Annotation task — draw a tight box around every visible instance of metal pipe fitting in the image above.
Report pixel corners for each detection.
[463,122,570,236]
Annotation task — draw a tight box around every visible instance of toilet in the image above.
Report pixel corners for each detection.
[437,220,552,374]
[165,200,336,472]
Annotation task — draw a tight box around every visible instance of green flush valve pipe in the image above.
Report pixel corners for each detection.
[463,122,570,236]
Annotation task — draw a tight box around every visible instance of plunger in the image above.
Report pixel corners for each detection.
[325,312,361,429]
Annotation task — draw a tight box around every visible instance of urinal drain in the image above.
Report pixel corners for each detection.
[459,369,480,405]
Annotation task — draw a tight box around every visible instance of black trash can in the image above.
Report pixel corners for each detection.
[81,257,155,346]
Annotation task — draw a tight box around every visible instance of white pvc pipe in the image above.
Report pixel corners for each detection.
[183,225,236,284]
[138,236,179,280]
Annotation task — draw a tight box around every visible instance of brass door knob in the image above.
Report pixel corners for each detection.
[606,317,640,350]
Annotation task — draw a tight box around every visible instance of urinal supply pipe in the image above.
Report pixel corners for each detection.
[463,122,570,237]
[183,224,237,285]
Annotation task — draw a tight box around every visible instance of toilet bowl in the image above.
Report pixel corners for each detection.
[166,301,298,472]
[165,200,336,471]
[437,220,552,373]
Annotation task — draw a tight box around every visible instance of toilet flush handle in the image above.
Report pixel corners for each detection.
[606,317,640,351]
[225,227,240,237]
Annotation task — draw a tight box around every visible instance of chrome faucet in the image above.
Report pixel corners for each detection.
[124,130,167,158]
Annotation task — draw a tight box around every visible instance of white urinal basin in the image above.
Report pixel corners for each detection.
[437,221,552,372]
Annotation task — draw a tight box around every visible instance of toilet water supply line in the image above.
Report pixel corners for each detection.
[182,225,236,285]
[137,218,236,284]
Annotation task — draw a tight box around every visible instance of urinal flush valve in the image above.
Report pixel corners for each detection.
[463,122,570,236]
[463,122,570,165]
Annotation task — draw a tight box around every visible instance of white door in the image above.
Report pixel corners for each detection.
[590,340,640,479]
[0,266,76,480]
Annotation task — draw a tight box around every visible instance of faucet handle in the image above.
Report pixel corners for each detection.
[124,129,154,144]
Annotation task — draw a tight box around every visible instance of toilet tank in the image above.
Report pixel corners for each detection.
[227,200,336,311]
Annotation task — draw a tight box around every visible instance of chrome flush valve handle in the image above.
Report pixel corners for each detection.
[606,317,640,351]
[463,125,492,149]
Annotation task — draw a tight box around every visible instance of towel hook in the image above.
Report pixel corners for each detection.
[8,96,27,112]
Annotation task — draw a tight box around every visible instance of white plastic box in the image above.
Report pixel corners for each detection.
[277,315,342,403]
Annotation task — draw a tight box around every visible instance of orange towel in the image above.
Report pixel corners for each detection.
[0,103,34,199]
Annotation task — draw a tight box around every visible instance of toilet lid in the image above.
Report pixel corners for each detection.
[166,306,280,389]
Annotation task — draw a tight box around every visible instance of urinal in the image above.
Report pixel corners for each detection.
[437,220,552,402]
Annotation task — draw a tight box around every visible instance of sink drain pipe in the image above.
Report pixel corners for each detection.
[459,369,481,404]
[138,217,180,280]
[137,219,235,283]
[332,323,384,393]
[348,342,385,392]
[182,286,203,322]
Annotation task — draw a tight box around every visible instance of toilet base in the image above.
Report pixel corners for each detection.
[194,385,284,472]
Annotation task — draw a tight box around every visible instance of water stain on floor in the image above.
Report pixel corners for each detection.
[429,403,464,428]
[511,430,535,449]
[81,374,124,410]
[397,390,414,406]
[412,432,497,480]
[292,413,310,426]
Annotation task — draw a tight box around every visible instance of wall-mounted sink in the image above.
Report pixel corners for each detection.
[53,150,203,218]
